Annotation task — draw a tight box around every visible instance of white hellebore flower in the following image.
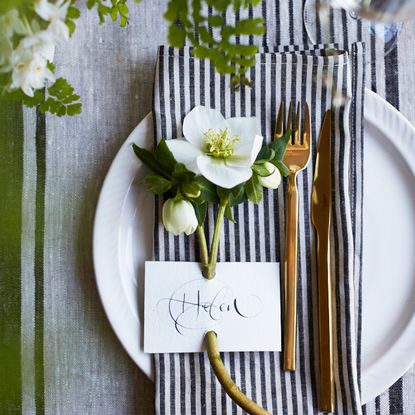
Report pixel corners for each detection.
[0,10,29,38]
[162,198,198,236]
[257,162,282,190]
[167,106,263,189]
[35,0,70,42]
[11,48,55,97]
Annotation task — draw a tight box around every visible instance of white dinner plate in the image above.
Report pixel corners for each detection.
[93,89,415,405]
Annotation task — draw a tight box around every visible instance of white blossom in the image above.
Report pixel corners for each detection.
[35,0,70,21]
[0,9,29,38]
[162,198,198,236]
[47,18,69,42]
[11,48,55,97]
[166,106,263,189]
[257,162,282,190]
[35,0,70,42]
[20,30,55,62]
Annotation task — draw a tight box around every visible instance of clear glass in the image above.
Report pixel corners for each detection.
[331,0,415,23]
[303,0,403,57]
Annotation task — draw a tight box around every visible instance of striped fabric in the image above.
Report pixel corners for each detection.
[152,42,365,414]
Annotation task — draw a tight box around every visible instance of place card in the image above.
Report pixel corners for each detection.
[144,261,281,354]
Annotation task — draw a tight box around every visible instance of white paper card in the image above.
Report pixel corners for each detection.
[144,261,281,354]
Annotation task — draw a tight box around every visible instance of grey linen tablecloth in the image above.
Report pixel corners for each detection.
[1,0,415,414]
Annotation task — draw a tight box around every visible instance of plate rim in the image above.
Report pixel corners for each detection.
[360,89,415,403]
[93,113,154,379]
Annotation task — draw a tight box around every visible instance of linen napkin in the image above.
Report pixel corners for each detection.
[151,43,365,414]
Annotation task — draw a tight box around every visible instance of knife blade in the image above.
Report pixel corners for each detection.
[311,110,335,413]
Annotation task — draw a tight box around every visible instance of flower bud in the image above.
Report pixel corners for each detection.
[258,162,282,190]
[162,198,198,236]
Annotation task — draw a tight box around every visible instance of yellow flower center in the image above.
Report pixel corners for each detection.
[204,128,239,159]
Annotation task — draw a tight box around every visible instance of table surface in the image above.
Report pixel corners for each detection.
[43,1,169,413]
[44,2,415,414]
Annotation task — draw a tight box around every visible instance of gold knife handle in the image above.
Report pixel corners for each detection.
[283,173,298,371]
[316,231,335,412]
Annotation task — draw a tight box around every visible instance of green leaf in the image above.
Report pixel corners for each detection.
[270,130,291,160]
[164,0,263,83]
[256,145,275,162]
[252,163,273,177]
[229,183,246,206]
[67,5,81,19]
[66,103,82,116]
[210,0,231,12]
[225,202,236,223]
[47,61,56,73]
[172,163,196,183]
[245,174,263,204]
[192,202,207,226]
[181,182,201,199]
[195,176,218,203]
[216,187,230,204]
[66,20,76,35]
[110,7,118,21]
[198,26,215,45]
[40,78,82,117]
[132,144,170,178]
[168,24,186,48]
[56,104,67,117]
[234,18,265,36]
[145,174,172,194]
[120,14,128,27]
[63,94,81,104]
[223,43,258,57]
[154,139,177,174]
[164,0,181,21]
[86,0,96,9]
[5,89,45,108]
[207,15,224,27]
[271,160,291,177]
[117,3,129,14]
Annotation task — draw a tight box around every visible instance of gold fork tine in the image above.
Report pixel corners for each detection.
[287,102,293,142]
[303,103,311,149]
[275,102,285,140]
[294,102,301,145]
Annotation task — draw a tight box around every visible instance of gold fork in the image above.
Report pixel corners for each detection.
[275,102,312,371]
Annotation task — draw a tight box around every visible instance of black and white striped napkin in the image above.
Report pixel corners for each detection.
[151,43,365,414]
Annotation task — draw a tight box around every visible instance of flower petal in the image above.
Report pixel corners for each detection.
[226,134,263,167]
[165,139,203,174]
[225,116,260,153]
[183,106,226,150]
[197,155,252,189]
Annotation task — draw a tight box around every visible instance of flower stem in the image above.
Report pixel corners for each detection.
[205,200,227,279]
[197,225,209,277]
[198,205,268,413]
[205,331,270,415]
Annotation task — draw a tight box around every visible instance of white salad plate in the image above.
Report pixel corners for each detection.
[93,88,415,405]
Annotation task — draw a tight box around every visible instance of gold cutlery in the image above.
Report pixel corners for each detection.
[311,110,335,413]
[275,102,312,371]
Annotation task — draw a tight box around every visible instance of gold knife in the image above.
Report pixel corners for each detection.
[311,110,335,413]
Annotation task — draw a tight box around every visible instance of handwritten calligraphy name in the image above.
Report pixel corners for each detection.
[157,280,262,335]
